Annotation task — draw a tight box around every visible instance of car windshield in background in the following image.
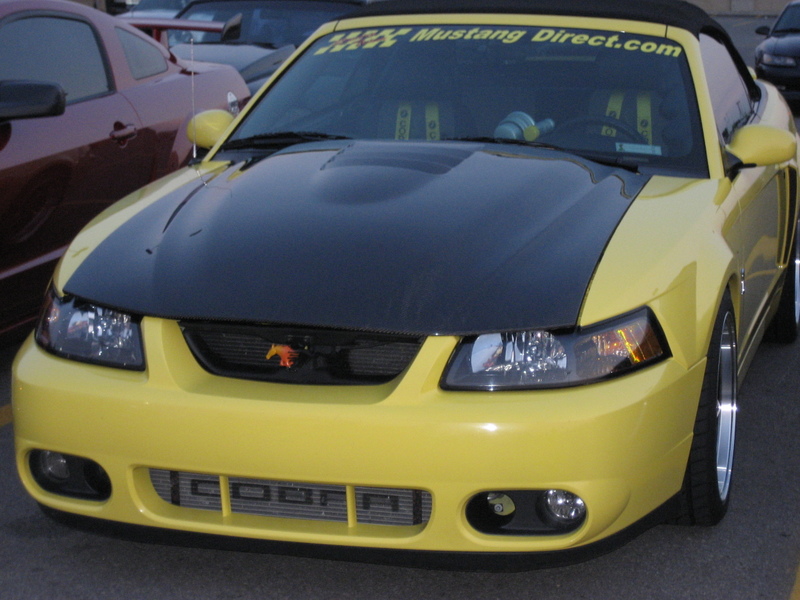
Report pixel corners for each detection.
[229,25,706,176]
[171,0,352,47]
[774,4,800,32]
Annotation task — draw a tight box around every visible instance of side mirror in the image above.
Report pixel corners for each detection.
[756,25,771,36]
[0,80,66,122]
[726,124,797,171]
[186,109,235,149]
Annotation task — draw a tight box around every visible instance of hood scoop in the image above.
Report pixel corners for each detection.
[323,141,474,175]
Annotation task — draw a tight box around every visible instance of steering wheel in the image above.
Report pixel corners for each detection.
[555,115,647,144]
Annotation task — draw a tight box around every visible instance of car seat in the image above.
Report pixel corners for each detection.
[581,50,693,156]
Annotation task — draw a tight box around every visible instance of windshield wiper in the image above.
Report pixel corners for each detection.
[444,136,563,150]
[444,136,641,171]
[220,131,352,151]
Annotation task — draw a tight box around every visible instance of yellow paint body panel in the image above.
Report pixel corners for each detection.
[13,321,703,552]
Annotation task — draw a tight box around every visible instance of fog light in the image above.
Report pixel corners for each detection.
[29,450,111,501]
[541,489,586,526]
[39,451,70,481]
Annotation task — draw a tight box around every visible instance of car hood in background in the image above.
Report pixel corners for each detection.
[64,141,647,335]
[758,32,800,56]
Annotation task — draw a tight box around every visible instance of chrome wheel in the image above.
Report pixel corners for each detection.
[676,293,737,526]
[716,312,737,502]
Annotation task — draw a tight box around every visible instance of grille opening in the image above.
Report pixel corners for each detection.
[150,470,433,527]
[181,322,423,385]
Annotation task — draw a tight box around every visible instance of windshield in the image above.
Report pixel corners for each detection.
[229,25,706,176]
[172,0,355,47]
[774,5,800,32]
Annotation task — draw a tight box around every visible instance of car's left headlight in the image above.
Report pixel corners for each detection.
[441,308,669,390]
[35,287,145,371]
[760,53,797,67]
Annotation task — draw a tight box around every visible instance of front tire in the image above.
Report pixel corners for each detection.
[675,292,738,525]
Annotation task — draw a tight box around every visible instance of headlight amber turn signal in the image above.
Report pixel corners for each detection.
[442,308,668,390]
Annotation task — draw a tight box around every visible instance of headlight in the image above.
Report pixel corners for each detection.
[441,308,668,390]
[35,287,145,370]
[761,53,797,67]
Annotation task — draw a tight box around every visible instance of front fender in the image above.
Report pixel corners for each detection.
[580,176,738,370]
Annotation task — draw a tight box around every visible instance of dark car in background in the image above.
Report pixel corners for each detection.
[756,0,800,102]
[167,0,377,93]
[0,0,249,344]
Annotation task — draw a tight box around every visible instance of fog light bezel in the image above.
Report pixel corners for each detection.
[466,489,587,536]
[29,450,112,501]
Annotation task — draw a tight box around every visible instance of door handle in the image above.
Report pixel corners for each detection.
[110,122,137,145]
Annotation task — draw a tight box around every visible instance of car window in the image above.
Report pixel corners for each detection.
[230,25,707,177]
[0,15,111,103]
[172,1,358,47]
[116,27,168,80]
[132,0,190,11]
[699,34,754,144]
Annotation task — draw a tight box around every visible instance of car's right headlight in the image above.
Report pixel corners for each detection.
[760,53,797,67]
[35,287,145,371]
[441,308,669,391]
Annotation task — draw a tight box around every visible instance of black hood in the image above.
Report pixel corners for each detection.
[64,141,646,335]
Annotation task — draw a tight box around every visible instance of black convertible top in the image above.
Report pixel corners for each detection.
[342,0,726,38]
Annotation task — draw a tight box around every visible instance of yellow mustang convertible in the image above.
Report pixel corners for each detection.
[12,0,800,567]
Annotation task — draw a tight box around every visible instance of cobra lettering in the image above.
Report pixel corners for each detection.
[361,492,400,512]
[188,479,407,514]
[191,479,220,497]
[193,479,348,507]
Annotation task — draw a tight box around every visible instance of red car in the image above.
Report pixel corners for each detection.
[0,0,249,343]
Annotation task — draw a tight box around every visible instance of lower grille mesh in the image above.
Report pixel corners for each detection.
[150,470,432,527]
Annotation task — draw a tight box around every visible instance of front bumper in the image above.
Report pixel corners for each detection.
[12,317,704,556]
[756,65,800,100]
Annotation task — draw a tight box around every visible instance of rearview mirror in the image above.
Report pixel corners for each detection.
[0,80,66,122]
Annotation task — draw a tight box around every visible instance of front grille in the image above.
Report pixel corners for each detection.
[181,322,423,385]
[150,470,432,527]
